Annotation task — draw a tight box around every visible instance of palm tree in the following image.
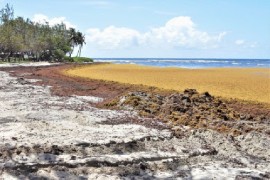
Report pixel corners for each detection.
[68,28,78,57]
[76,31,85,57]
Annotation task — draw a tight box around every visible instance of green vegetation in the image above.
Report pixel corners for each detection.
[0,4,89,62]
[72,57,93,63]
[63,56,93,63]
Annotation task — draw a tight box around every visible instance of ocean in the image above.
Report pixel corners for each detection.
[93,58,270,69]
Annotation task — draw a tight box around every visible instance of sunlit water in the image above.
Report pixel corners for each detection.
[94,58,270,68]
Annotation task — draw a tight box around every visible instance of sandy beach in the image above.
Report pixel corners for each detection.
[65,64,270,104]
[1,0,269,178]
[0,63,270,179]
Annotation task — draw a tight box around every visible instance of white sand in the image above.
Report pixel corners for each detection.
[0,62,59,67]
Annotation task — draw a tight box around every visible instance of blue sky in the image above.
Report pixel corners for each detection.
[1,0,270,58]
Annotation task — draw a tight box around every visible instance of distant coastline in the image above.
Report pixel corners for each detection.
[93,58,270,69]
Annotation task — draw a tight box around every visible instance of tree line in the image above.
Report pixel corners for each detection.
[0,4,86,62]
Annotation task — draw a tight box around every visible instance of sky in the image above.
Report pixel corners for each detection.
[1,0,270,58]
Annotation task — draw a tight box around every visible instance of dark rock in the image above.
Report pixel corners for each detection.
[139,162,148,170]
[11,137,18,141]
[70,156,76,160]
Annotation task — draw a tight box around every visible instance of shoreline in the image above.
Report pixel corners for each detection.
[64,63,270,105]
[98,62,270,69]
[1,62,269,107]
[93,58,270,69]
[1,62,269,109]
[100,63,270,70]
[1,62,269,125]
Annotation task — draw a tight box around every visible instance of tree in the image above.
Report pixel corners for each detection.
[68,28,77,57]
[0,3,86,62]
[0,4,14,24]
[76,31,86,57]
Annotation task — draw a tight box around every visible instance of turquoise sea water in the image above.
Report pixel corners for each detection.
[94,58,270,68]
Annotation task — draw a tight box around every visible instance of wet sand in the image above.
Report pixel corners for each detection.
[65,64,270,104]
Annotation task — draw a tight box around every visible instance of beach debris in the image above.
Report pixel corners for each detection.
[117,89,268,136]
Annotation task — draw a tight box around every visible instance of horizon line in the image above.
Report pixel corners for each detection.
[92,57,270,60]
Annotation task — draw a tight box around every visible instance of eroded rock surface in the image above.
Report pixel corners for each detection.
[0,67,270,179]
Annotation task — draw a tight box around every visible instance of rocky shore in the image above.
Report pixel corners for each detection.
[0,63,270,179]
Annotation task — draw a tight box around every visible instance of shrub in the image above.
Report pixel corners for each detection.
[73,57,93,63]
[53,49,65,61]
[64,56,74,62]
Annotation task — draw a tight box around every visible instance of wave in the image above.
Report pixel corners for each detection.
[93,58,270,68]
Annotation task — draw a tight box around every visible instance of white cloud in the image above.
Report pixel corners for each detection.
[32,14,76,29]
[235,39,258,48]
[86,16,227,50]
[235,39,245,45]
[86,26,140,49]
